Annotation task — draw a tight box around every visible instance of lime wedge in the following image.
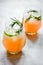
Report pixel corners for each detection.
[4,26,18,37]
[4,18,23,37]
[32,12,40,17]
[27,10,41,21]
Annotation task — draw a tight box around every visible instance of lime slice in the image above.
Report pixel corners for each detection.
[28,10,40,17]
[32,12,40,17]
[27,10,41,21]
[4,26,18,37]
[4,18,23,37]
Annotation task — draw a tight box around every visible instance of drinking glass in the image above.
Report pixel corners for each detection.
[23,9,42,35]
[3,18,26,54]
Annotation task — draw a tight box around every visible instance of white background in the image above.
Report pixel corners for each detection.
[0,0,43,65]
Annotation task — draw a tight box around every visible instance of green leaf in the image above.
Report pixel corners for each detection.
[10,17,23,34]
[30,10,38,12]
[34,16,41,20]
[27,10,38,13]
[25,15,32,22]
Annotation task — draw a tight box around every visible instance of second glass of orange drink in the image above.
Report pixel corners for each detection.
[3,18,26,54]
[23,9,42,35]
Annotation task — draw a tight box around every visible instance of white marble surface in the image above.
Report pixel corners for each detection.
[0,0,43,65]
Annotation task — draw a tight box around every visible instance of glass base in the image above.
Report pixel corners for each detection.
[7,51,20,54]
[26,32,37,35]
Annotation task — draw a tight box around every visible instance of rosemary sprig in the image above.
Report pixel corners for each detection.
[25,15,32,22]
[27,10,38,13]
[29,10,38,12]
[10,18,23,34]
[11,18,22,27]
[34,16,41,20]
[26,9,41,21]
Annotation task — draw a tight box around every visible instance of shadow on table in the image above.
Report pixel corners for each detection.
[25,33,38,42]
[6,51,24,65]
[25,32,43,48]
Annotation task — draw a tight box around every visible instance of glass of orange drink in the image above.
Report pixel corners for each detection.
[23,9,42,35]
[3,18,26,54]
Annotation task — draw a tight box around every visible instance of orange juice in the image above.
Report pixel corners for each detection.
[3,18,26,54]
[24,19,41,34]
[23,10,41,35]
[3,34,25,54]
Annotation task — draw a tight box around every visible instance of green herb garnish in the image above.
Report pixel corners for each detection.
[25,15,32,22]
[26,10,41,22]
[34,16,41,20]
[29,10,38,12]
[4,18,23,37]
[27,10,38,13]
[10,18,23,34]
